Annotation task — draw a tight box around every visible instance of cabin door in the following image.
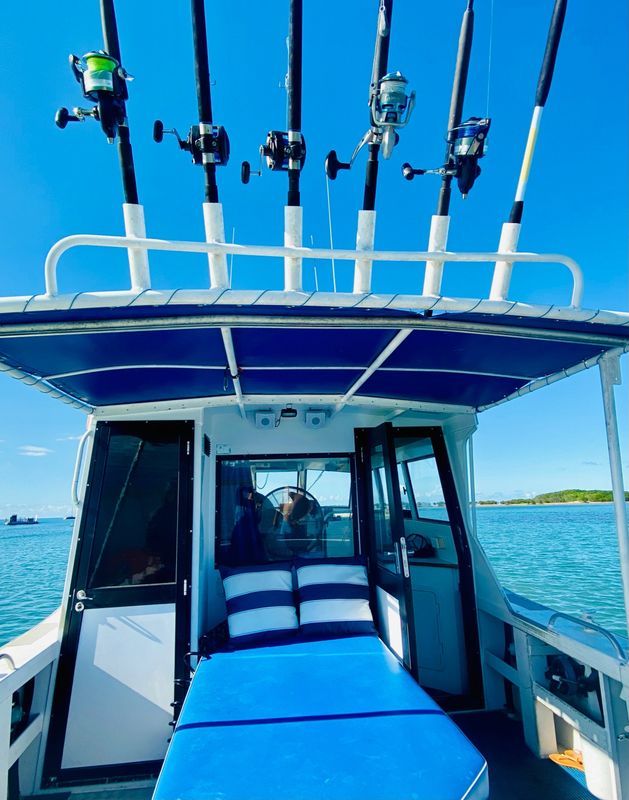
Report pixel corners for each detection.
[44,421,193,786]
[355,423,417,676]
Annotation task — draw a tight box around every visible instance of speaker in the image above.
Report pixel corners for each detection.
[254,410,276,430]
[305,409,328,429]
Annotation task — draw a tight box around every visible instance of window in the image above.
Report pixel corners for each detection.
[87,432,180,588]
[216,455,355,565]
[406,455,450,521]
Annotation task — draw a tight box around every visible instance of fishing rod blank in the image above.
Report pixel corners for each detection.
[241,0,306,291]
[325,0,415,201]
[490,0,567,301]
[153,0,230,202]
[241,0,306,205]
[402,2,489,204]
[54,0,150,291]
[324,0,415,293]
[401,0,489,296]
[154,0,231,289]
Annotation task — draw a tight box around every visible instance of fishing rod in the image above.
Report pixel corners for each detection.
[400,0,490,296]
[490,0,567,301]
[241,0,306,291]
[325,0,415,293]
[54,0,150,291]
[153,0,231,289]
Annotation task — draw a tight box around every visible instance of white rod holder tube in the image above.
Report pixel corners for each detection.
[353,209,376,294]
[423,215,450,296]
[599,355,629,639]
[490,222,521,301]
[203,202,229,290]
[284,205,303,291]
[122,203,151,291]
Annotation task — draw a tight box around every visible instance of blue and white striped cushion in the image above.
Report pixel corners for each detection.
[295,557,376,637]
[220,563,298,646]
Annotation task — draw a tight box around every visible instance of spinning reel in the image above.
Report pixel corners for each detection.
[55,51,132,143]
[153,120,230,167]
[325,71,415,179]
[241,130,306,184]
[402,116,491,198]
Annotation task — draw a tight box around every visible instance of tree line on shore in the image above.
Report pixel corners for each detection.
[478,489,629,505]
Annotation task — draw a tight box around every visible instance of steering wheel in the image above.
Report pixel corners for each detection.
[260,486,324,555]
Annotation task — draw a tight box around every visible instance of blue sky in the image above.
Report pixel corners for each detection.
[0,1,626,513]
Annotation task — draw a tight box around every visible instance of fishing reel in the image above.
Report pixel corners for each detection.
[402,116,491,198]
[241,130,306,184]
[153,121,230,167]
[325,71,414,179]
[55,51,132,143]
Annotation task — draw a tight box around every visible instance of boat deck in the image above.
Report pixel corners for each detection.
[454,710,598,800]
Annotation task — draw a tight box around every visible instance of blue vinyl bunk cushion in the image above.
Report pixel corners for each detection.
[153,636,488,800]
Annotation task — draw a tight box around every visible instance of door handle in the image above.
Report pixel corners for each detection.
[399,537,410,579]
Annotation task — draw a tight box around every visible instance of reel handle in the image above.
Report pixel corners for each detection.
[55,107,80,129]
[325,150,351,180]
[241,160,262,185]
[401,162,427,181]
[153,120,188,150]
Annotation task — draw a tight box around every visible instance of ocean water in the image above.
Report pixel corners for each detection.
[0,505,626,647]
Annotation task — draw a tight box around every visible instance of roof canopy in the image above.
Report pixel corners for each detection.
[0,305,626,412]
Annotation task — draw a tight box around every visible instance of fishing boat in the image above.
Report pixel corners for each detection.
[3,515,38,527]
[0,1,627,799]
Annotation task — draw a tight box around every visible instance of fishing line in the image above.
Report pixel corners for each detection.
[485,0,495,118]
[325,173,337,292]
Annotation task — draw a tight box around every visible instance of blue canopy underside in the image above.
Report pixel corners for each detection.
[0,305,626,408]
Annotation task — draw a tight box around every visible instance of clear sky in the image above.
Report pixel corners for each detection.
[0,0,626,513]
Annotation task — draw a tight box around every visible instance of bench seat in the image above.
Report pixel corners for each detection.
[153,635,488,800]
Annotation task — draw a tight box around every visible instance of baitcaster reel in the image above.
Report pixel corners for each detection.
[402,116,491,197]
[325,70,415,179]
[55,51,132,143]
[241,130,306,184]
[153,120,230,167]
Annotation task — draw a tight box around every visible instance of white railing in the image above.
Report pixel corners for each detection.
[0,617,60,800]
[479,598,629,800]
[43,234,585,309]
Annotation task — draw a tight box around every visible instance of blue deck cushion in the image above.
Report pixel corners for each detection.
[295,556,376,637]
[220,563,298,646]
[153,636,489,800]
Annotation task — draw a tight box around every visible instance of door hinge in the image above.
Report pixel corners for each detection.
[186,441,191,456]
[183,579,189,596]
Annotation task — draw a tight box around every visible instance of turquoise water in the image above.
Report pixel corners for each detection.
[0,505,627,646]
[475,503,628,638]
[0,518,73,646]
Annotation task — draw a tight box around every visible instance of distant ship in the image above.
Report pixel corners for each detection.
[4,514,38,526]
[64,515,76,520]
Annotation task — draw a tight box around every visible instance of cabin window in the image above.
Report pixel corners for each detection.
[403,451,450,522]
[86,432,180,587]
[216,455,356,565]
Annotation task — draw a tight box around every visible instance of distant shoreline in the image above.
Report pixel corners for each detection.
[476,501,619,508]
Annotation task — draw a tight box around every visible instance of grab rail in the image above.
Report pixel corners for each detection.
[43,234,584,308]
[71,430,93,507]
[547,611,628,664]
